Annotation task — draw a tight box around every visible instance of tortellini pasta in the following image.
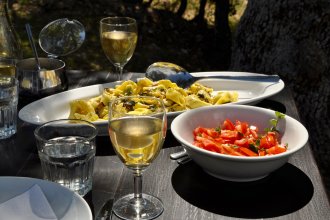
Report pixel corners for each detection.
[68,78,238,121]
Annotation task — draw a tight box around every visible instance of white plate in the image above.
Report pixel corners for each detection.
[0,176,92,220]
[19,72,284,135]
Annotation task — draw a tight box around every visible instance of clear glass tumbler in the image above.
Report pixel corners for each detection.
[0,76,18,139]
[34,119,97,196]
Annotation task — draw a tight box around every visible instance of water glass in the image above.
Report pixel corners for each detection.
[0,76,18,139]
[34,119,97,196]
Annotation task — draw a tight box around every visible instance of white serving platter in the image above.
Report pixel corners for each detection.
[19,72,284,135]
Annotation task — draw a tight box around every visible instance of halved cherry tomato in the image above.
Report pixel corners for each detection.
[235,120,249,134]
[193,127,208,136]
[234,138,249,148]
[206,128,220,138]
[222,119,235,130]
[267,145,286,155]
[239,147,258,156]
[222,145,244,156]
[200,139,221,153]
[220,130,238,140]
[260,132,277,149]
[249,129,258,139]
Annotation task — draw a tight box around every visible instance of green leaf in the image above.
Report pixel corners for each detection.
[249,144,258,153]
[270,119,277,126]
[275,111,285,119]
[238,131,244,137]
[268,111,285,132]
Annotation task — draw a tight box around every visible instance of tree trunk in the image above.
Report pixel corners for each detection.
[230,0,330,198]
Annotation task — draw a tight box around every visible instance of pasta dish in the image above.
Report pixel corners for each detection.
[68,78,238,121]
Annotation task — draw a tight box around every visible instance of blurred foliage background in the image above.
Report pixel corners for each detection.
[8,0,247,73]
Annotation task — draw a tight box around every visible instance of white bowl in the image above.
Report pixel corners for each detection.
[171,105,309,182]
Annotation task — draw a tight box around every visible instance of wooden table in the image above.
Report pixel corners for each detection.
[0,71,329,219]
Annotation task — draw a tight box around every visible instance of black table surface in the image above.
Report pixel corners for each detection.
[0,70,329,219]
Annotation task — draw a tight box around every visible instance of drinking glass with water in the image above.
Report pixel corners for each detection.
[0,76,18,139]
[34,119,97,196]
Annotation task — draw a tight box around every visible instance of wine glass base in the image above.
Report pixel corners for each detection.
[112,193,164,220]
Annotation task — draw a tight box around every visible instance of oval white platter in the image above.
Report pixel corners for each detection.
[19,72,284,135]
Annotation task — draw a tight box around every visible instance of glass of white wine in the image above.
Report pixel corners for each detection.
[100,17,138,81]
[108,96,167,220]
[0,58,17,77]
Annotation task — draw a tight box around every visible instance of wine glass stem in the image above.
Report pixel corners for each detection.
[133,174,143,202]
[118,65,124,81]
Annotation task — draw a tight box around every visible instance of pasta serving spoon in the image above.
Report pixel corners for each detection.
[145,62,281,88]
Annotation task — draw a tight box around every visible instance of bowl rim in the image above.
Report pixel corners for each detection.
[171,104,309,161]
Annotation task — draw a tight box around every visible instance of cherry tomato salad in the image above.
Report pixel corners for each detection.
[193,111,288,157]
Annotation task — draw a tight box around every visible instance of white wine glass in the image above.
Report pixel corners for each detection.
[108,96,167,220]
[100,17,138,81]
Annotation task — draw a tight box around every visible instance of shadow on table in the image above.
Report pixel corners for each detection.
[171,161,313,218]
[256,99,287,114]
